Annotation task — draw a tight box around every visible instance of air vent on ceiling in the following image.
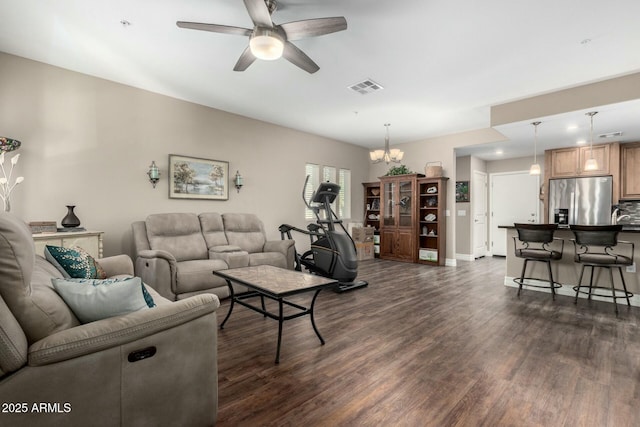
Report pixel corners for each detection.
[347,78,384,95]
[599,131,623,138]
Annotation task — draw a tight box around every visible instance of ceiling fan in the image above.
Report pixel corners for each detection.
[176,0,347,74]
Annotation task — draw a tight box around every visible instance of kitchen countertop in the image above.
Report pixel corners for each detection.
[498,224,640,233]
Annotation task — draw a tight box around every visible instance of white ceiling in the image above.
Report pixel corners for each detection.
[1,0,640,155]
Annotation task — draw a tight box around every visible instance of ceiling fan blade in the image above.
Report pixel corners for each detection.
[243,0,273,27]
[279,17,347,41]
[233,47,257,71]
[283,42,319,74]
[176,21,252,37]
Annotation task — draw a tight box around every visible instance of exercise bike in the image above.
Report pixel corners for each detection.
[279,177,368,293]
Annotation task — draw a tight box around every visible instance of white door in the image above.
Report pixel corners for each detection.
[490,171,540,256]
[472,171,487,258]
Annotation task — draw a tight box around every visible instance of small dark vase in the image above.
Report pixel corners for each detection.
[61,205,81,228]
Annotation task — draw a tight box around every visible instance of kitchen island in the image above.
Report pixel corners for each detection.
[501,225,640,307]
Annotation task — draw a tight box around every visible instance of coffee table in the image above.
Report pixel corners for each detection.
[214,265,337,363]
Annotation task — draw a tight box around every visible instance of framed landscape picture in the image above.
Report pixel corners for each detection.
[169,154,229,200]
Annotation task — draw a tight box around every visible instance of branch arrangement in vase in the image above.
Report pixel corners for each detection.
[0,152,24,212]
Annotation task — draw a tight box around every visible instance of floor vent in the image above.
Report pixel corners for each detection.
[347,78,384,95]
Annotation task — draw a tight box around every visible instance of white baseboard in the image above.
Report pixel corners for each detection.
[445,258,457,267]
[456,253,475,262]
[504,276,640,307]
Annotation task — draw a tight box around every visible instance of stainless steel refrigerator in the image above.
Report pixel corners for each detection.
[548,176,613,225]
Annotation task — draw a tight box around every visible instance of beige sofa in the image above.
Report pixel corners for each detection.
[0,212,220,427]
[132,212,295,300]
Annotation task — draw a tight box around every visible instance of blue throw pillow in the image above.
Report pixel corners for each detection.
[51,277,156,323]
[44,245,107,279]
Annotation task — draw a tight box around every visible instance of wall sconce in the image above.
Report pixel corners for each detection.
[234,170,243,193]
[147,161,160,188]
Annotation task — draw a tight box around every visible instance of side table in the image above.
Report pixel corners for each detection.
[32,230,104,259]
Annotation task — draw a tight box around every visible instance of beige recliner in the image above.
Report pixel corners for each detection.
[0,212,220,427]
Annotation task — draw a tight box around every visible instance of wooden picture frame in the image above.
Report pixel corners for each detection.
[169,154,229,201]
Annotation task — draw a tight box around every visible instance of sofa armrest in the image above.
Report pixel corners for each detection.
[135,249,178,300]
[264,239,296,269]
[136,249,176,262]
[97,254,134,277]
[28,294,219,366]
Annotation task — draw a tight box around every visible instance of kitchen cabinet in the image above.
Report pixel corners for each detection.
[379,174,423,262]
[543,142,620,222]
[547,144,613,178]
[417,177,448,266]
[621,141,640,199]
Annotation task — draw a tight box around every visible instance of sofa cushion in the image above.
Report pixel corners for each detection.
[0,213,80,344]
[52,277,156,323]
[44,245,107,279]
[146,213,208,261]
[249,252,288,269]
[199,213,229,248]
[222,213,266,254]
[175,259,229,294]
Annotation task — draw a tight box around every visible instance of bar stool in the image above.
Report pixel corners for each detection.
[513,223,564,300]
[570,225,634,314]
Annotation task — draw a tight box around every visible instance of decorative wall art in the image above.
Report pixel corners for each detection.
[169,154,229,200]
[455,181,470,203]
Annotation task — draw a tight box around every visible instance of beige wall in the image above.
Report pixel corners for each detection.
[7,50,631,265]
[0,53,371,257]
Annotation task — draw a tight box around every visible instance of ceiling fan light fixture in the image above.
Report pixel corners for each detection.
[249,28,284,60]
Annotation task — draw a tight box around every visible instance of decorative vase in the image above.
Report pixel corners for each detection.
[61,205,81,228]
[3,197,9,212]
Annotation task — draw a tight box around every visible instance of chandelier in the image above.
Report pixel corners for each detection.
[369,124,404,164]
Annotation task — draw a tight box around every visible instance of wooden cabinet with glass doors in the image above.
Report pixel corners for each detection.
[379,174,423,262]
[417,177,448,266]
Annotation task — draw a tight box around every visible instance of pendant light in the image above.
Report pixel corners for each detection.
[529,121,541,175]
[584,111,599,171]
[369,124,404,164]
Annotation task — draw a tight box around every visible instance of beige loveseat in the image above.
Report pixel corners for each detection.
[132,212,295,301]
[0,212,220,427]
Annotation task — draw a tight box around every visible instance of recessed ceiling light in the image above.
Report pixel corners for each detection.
[495,149,503,155]
[566,124,578,131]
[576,139,587,145]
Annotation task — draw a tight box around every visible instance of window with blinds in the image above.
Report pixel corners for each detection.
[339,168,351,219]
[304,163,320,220]
[304,163,351,221]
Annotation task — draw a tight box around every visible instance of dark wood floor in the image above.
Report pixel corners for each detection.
[215,257,640,426]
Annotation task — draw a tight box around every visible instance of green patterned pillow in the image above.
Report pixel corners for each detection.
[51,277,156,323]
[44,245,107,279]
